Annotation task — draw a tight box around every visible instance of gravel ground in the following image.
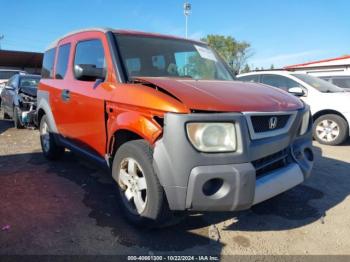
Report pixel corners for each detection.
[0,112,350,256]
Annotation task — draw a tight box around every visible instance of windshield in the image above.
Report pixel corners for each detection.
[19,77,40,89]
[292,74,344,93]
[115,34,234,81]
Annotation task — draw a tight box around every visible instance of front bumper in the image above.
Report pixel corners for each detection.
[153,107,314,211]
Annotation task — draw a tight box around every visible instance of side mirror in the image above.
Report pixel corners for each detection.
[74,64,105,82]
[288,87,305,97]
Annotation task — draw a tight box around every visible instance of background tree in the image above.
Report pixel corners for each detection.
[241,64,251,73]
[201,34,252,74]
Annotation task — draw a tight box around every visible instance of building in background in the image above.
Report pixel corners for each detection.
[0,50,43,74]
[284,55,350,77]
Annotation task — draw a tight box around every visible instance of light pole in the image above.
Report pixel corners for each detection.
[0,35,4,50]
[184,2,191,38]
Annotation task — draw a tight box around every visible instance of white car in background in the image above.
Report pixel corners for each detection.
[237,71,350,145]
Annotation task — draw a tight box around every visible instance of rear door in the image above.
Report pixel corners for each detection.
[48,42,73,136]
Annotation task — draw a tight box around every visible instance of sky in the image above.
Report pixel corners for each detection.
[0,0,349,68]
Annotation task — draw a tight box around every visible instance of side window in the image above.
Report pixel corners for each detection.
[333,78,350,89]
[42,48,56,79]
[261,75,301,91]
[320,77,331,82]
[55,43,71,79]
[238,75,259,83]
[74,39,106,81]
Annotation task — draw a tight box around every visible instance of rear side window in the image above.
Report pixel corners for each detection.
[42,48,56,79]
[74,39,106,81]
[333,78,350,89]
[55,43,71,79]
[238,75,259,83]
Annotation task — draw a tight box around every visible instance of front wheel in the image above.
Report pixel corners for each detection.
[13,106,24,129]
[39,115,65,160]
[1,103,10,120]
[313,114,348,145]
[112,140,171,227]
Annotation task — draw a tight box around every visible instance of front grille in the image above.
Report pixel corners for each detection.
[250,114,290,133]
[252,148,290,177]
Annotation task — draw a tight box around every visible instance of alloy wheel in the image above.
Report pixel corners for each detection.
[117,157,148,215]
[315,119,340,143]
[40,122,50,152]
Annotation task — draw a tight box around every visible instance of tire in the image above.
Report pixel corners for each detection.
[13,106,25,129]
[1,103,10,120]
[39,115,65,160]
[112,139,172,227]
[313,114,348,145]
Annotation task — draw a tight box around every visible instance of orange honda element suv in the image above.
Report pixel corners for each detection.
[37,28,314,226]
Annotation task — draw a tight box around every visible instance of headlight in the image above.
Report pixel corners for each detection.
[186,122,236,152]
[300,110,311,135]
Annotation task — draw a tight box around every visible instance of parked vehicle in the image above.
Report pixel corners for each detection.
[319,75,350,90]
[37,28,313,227]
[1,74,40,128]
[237,71,350,145]
[0,69,26,106]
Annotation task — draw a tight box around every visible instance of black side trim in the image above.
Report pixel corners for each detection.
[57,136,109,170]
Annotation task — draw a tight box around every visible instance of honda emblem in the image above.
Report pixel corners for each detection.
[269,116,278,129]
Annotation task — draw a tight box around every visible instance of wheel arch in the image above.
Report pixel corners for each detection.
[36,90,58,133]
[312,109,348,126]
[107,112,163,158]
[37,108,46,124]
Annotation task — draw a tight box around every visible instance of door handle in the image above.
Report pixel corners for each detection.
[61,89,70,102]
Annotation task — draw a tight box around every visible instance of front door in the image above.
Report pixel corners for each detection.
[63,37,111,157]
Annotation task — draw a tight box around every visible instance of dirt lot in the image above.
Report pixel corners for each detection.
[0,112,350,256]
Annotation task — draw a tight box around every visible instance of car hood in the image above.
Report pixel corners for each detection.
[136,77,303,112]
[19,86,37,97]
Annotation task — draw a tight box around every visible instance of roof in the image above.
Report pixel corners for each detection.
[20,74,41,78]
[46,27,204,50]
[46,27,112,50]
[0,69,26,72]
[237,70,290,77]
[285,55,350,69]
[0,50,43,69]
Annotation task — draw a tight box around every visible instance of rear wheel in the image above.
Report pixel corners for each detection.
[39,115,65,160]
[112,140,172,227]
[313,114,348,145]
